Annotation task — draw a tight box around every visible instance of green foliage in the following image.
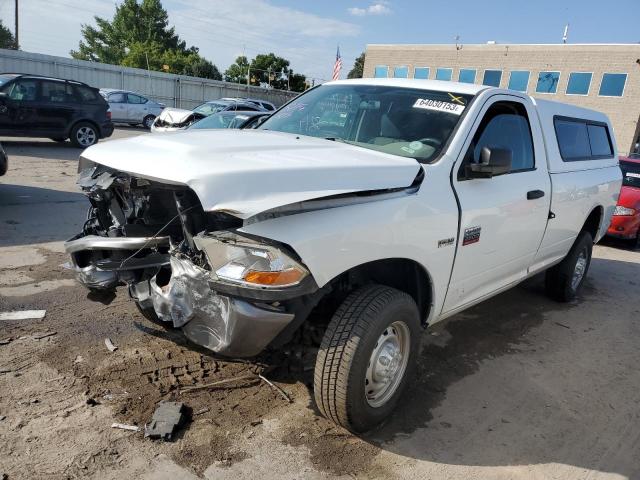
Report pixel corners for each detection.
[0,19,17,49]
[224,52,307,92]
[347,52,365,79]
[71,0,220,80]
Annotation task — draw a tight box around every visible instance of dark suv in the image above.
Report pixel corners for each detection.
[0,74,114,147]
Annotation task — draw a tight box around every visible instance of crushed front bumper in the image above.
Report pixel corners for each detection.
[131,255,295,357]
[65,234,295,358]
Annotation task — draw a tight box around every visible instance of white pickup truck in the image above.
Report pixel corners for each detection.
[65,78,621,432]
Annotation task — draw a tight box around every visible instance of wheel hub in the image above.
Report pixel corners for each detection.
[365,321,410,408]
[77,127,96,146]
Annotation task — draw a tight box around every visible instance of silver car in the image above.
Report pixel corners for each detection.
[100,89,165,129]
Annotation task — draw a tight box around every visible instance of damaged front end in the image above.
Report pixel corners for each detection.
[65,161,315,357]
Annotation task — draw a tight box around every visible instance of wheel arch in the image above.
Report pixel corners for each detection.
[582,205,604,242]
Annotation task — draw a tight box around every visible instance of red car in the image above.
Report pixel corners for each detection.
[608,154,640,246]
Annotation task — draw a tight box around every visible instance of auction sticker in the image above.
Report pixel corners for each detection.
[413,98,465,115]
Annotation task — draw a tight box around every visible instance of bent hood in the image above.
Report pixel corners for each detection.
[82,130,421,219]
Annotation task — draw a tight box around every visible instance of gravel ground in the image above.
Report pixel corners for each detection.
[0,129,639,480]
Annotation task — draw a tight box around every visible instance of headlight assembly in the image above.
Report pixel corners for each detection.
[194,232,309,289]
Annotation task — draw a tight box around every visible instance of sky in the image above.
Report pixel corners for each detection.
[0,0,638,83]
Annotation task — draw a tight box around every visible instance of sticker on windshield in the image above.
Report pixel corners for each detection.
[413,98,465,115]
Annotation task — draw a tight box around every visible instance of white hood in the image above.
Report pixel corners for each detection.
[82,130,421,219]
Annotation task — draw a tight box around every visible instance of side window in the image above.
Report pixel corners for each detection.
[8,79,37,101]
[40,80,75,103]
[76,85,99,102]
[462,101,534,178]
[108,93,126,103]
[127,93,147,104]
[554,117,614,161]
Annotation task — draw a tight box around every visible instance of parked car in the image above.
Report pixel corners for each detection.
[607,155,640,246]
[151,101,267,132]
[0,73,113,147]
[221,97,277,111]
[0,143,7,176]
[188,111,270,130]
[65,78,620,433]
[100,89,165,129]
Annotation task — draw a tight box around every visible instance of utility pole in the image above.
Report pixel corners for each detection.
[14,0,19,49]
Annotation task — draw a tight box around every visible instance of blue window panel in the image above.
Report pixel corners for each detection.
[458,69,476,83]
[508,71,530,92]
[435,68,453,81]
[374,65,388,78]
[414,67,429,79]
[482,70,502,87]
[599,73,627,97]
[536,71,560,93]
[566,72,592,95]
[394,66,408,78]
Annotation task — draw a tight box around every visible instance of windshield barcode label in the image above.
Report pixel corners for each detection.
[413,99,465,115]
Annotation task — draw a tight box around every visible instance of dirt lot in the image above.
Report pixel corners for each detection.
[1,129,639,479]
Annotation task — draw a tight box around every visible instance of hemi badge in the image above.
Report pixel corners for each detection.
[462,226,481,246]
[438,238,455,248]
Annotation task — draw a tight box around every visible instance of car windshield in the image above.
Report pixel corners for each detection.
[258,84,473,162]
[193,102,228,116]
[0,74,16,87]
[620,160,640,188]
[189,112,239,130]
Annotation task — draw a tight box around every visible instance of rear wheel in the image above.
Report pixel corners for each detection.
[70,122,99,148]
[314,285,420,433]
[546,231,593,302]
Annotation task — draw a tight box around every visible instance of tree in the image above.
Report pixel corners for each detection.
[347,52,365,79]
[0,20,17,49]
[225,53,306,92]
[71,0,221,80]
[224,56,250,84]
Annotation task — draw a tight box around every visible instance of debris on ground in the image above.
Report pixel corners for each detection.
[111,423,140,432]
[0,338,11,345]
[32,331,57,340]
[0,415,6,421]
[144,401,186,441]
[258,374,293,403]
[193,407,210,416]
[104,338,118,352]
[0,367,11,374]
[179,374,258,394]
[0,310,47,321]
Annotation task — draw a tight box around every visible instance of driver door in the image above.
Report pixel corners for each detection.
[442,95,551,314]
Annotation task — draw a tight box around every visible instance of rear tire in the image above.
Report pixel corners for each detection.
[314,285,420,433]
[70,122,99,148]
[545,231,593,302]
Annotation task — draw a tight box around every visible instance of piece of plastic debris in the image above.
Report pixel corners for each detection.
[111,423,140,432]
[144,401,186,441]
[104,338,118,352]
[32,331,57,340]
[0,310,46,321]
[193,407,210,416]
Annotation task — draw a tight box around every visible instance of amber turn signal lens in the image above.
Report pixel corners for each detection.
[243,268,304,286]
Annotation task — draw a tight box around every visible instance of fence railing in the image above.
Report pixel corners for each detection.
[0,49,299,109]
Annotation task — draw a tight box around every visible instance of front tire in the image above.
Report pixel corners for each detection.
[143,115,156,129]
[545,231,593,302]
[314,285,420,433]
[70,122,99,148]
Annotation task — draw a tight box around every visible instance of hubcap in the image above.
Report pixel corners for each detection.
[571,250,588,291]
[77,126,96,147]
[145,116,154,128]
[365,321,411,408]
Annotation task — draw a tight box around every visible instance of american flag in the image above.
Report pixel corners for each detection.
[332,46,342,81]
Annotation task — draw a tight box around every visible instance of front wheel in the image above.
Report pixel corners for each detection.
[143,115,156,129]
[314,285,420,433]
[545,231,593,302]
[70,122,99,148]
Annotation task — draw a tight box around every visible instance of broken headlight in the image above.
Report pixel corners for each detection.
[194,232,308,289]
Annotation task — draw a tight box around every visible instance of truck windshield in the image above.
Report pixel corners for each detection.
[259,84,473,163]
[620,160,640,188]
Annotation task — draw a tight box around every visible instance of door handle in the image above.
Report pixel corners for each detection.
[527,190,545,200]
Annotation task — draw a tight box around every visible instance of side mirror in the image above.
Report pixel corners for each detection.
[467,147,512,178]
